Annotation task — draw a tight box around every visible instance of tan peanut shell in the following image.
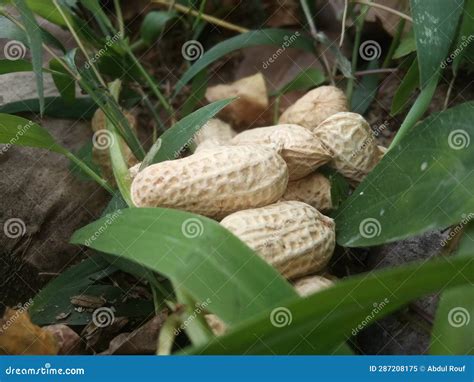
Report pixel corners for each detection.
[194,118,236,147]
[313,112,379,183]
[293,275,334,297]
[205,73,269,128]
[282,173,332,212]
[131,145,288,218]
[129,162,141,180]
[220,201,335,279]
[91,109,138,185]
[205,314,227,336]
[279,86,348,131]
[231,124,332,180]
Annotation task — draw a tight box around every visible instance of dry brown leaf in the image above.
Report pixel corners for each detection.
[43,324,84,355]
[0,308,58,355]
[205,73,270,129]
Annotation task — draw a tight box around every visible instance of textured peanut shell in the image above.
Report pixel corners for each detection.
[220,201,335,279]
[282,173,332,212]
[231,124,332,180]
[91,109,138,185]
[205,73,269,128]
[131,145,288,218]
[293,275,334,297]
[279,86,348,131]
[205,314,227,336]
[313,112,378,183]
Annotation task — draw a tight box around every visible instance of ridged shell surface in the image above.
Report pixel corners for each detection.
[220,201,335,279]
[293,275,334,297]
[282,173,332,212]
[231,124,331,180]
[131,145,288,218]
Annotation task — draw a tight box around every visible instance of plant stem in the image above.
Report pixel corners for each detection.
[52,0,107,88]
[152,0,249,33]
[130,38,147,52]
[125,47,174,116]
[351,0,413,22]
[382,18,406,69]
[346,5,369,103]
[113,0,124,37]
[64,151,114,194]
[300,0,335,85]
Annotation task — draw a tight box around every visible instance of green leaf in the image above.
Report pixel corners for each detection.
[350,60,380,115]
[13,0,44,115]
[430,222,474,355]
[174,29,315,96]
[0,97,97,119]
[319,167,350,212]
[180,69,208,117]
[0,59,33,74]
[25,0,76,27]
[71,208,298,326]
[411,0,465,87]
[390,58,419,116]
[0,113,65,153]
[186,255,474,354]
[140,11,177,46]
[270,67,325,96]
[315,31,352,78]
[79,0,114,36]
[336,102,474,247]
[49,58,76,104]
[392,35,416,59]
[142,98,235,167]
[453,0,474,72]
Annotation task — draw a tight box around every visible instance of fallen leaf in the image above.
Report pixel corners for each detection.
[43,324,84,355]
[0,308,58,355]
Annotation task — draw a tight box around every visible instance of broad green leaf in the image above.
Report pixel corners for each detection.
[411,0,464,87]
[71,208,298,326]
[430,222,474,355]
[0,97,96,119]
[0,113,65,153]
[391,58,419,116]
[336,102,474,247]
[0,59,33,74]
[49,58,76,104]
[142,98,235,167]
[270,67,325,96]
[351,60,379,115]
[186,255,474,354]
[14,0,44,115]
[140,11,177,46]
[25,0,76,27]
[392,35,416,59]
[174,29,315,96]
